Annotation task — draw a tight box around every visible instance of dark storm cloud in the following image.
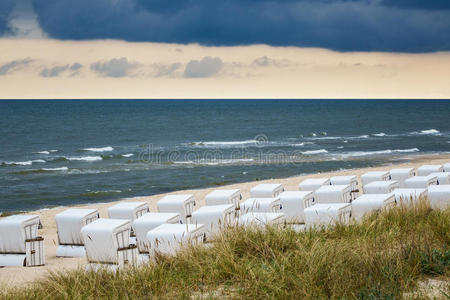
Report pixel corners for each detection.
[12,0,450,52]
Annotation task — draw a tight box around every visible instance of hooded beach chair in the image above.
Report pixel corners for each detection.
[304,203,351,227]
[363,180,399,194]
[429,172,450,185]
[205,189,242,216]
[298,178,330,192]
[427,185,450,210]
[250,183,284,198]
[0,215,44,267]
[417,165,443,176]
[238,212,286,227]
[314,185,352,204]
[55,208,99,257]
[392,188,428,206]
[404,175,438,188]
[157,194,196,223]
[351,194,395,221]
[132,212,180,262]
[81,218,137,270]
[279,191,314,223]
[361,171,390,186]
[444,163,450,172]
[108,202,149,243]
[146,223,205,256]
[240,197,281,213]
[330,175,359,200]
[191,204,235,238]
[389,168,415,188]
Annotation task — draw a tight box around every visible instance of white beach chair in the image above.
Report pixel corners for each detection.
[157,194,196,223]
[240,198,281,213]
[429,172,450,185]
[191,204,235,238]
[304,203,352,227]
[238,212,286,227]
[361,171,390,186]
[351,194,395,221]
[0,215,45,267]
[417,165,443,176]
[250,183,284,198]
[279,191,314,223]
[314,185,352,204]
[392,188,428,206]
[133,212,180,262]
[55,208,99,257]
[205,189,241,211]
[108,202,149,221]
[389,168,415,188]
[363,180,399,194]
[81,219,137,270]
[298,178,330,192]
[427,185,450,210]
[404,175,438,188]
[330,175,359,200]
[443,163,450,172]
[146,224,205,256]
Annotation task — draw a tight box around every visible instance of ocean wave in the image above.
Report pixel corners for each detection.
[1,159,46,166]
[301,149,328,155]
[66,156,103,162]
[173,158,255,166]
[82,146,114,152]
[122,153,134,158]
[190,140,258,147]
[14,167,69,175]
[342,148,419,157]
[81,190,122,198]
[36,151,50,155]
[410,129,441,135]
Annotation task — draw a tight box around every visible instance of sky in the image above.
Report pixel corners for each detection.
[0,0,450,99]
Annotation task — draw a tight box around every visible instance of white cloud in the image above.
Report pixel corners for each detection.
[90,57,140,78]
[184,56,223,78]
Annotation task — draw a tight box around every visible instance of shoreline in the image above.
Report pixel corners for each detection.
[1,153,449,287]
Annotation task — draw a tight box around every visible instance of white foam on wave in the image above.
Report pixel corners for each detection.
[37,151,50,155]
[122,153,134,158]
[342,148,419,157]
[373,133,386,137]
[32,159,46,163]
[357,135,369,139]
[42,167,69,171]
[82,146,114,152]
[2,159,46,166]
[66,156,103,162]
[410,129,441,135]
[174,158,255,166]
[191,140,258,147]
[301,149,328,155]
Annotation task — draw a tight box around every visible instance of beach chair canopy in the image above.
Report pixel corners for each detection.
[299,178,330,191]
[279,191,314,223]
[250,184,284,198]
[361,171,390,186]
[55,208,99,245]
[133,212,180,253]
[157,194,196,223]
[304,203,351,226]
[241,198,281,213]
[427,185,450,210]
[392,188,427,205]
[238,212,285,227]
[146,223,205,255]
[351,194,395,220]
[81,218,131,264]
[429,172,450,185]
[205,189,241,207]
[363,180,399,194]
[0,215,40,253]
[330,175,358,190]
[108,202,149,221]
[191,204,235,234]
[404,175,438,188]
[443,163,450,172]
[314,185,351,204]
[389,168,415,187]
[417,165,443,176]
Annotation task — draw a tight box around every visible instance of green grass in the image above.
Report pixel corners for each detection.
[1,203,449,299]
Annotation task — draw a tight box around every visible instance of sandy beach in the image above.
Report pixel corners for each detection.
[1,154,449,288]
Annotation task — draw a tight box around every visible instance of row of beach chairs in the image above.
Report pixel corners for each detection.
[1,162,449,269]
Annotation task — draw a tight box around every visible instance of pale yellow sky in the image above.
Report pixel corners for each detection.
[0,38,450,99]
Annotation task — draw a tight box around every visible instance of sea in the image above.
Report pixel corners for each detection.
[1,99,449,212]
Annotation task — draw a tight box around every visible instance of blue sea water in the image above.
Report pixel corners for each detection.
[0,99,449,212]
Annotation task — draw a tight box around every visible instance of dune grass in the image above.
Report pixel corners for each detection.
[1,203,449,299]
